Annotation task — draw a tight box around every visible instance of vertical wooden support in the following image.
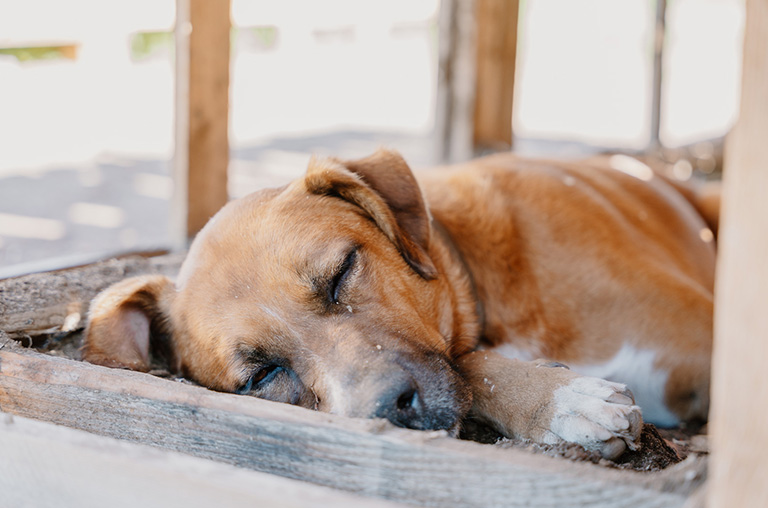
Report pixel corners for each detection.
[172,0,191,250]
[649,0,667,151]
[173,0,231,248]
[436,0,477,163]
[473,0,519,153]
[709,0,768,506]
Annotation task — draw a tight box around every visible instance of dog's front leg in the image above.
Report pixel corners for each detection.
[456,351,643,459]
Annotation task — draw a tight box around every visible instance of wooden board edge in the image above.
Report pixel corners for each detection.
[0,252,184,335]
[0,344,701,507]
[0,411,405,508]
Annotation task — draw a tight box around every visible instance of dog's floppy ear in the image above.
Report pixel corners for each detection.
[305,149,437,279]
[82,275,176,372]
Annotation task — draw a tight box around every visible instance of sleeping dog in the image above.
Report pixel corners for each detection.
[83,150,716,460]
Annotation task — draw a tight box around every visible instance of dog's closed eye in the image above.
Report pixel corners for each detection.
[327,248,357,305]
[237,365,282,394]
[324,247,357,305]
[235,363,312,407]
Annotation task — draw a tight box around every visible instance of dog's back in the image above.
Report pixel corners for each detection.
[418,153,715,426]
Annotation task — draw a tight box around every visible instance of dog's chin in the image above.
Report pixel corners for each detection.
[447,403,472,438]
[379,404,468,436]
[421,369,473,436]
[425,361,473,435]
[445,420,463,438]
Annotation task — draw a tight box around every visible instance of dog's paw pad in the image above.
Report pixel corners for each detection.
[549,376,643,459]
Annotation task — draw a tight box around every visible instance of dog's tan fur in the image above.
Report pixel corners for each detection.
[84,150,716,459]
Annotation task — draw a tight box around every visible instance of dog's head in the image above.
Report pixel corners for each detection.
[84,150,475,432]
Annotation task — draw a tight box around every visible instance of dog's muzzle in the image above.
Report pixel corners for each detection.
[359,354,471,434]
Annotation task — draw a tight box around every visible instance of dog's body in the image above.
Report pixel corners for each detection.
[419,154,714,427]
[84,151,716,460]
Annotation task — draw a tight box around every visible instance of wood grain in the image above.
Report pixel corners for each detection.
[0,254,183,338]
[709,0,768,506]
[0,343,701,508]
[0,412,403,508]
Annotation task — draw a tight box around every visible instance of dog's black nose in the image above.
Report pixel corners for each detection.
[394,386,421,421]
[375,379,433,430]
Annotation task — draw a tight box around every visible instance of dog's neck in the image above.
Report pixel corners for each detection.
[429,218,483,358]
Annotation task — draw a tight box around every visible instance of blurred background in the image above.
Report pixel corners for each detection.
[0,0,743,277]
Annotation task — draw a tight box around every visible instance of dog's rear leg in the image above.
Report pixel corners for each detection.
[456,351,643,460]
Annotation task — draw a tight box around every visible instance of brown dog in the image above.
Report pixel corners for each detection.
[83,150,716,460]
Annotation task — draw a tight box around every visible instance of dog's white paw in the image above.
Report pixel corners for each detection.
[543,376,643,460]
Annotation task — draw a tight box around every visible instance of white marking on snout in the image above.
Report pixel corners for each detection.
[322,371,353,416]
[569,344,679,427]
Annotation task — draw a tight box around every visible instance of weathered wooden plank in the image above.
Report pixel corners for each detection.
[173,0,231,244]
[0,342,701,508]
[0,412,403,508]
[0,254,183,338]
[709,0,768,506]
[473,0,519,152]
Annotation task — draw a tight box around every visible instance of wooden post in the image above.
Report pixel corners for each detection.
[173,0,231,248]
[435,0,476,163]
[709,0,768,506]
[649,0,667,151]
[473,0,519,153]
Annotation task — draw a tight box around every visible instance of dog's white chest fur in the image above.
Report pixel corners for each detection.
[569,344,679,427]
[493,342,679,427]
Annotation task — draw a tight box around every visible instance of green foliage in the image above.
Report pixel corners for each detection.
[248,26,278,49]
[0,46,75,62]
[130,31,174,61]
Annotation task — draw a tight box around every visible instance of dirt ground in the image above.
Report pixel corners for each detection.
[461,416,705,473]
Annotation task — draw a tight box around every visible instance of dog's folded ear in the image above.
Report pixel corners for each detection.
[82,275,176,372]
[304,149,437,279]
